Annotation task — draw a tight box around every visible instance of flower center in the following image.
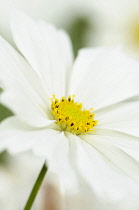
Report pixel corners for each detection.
[127,17,139,48]
[51,95,98,135]
[131,21,139,47]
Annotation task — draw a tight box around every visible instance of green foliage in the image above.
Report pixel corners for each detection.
[0,150,11,166]
[0,104,13,122]
[66,16,92,57]
[0,88,13,122]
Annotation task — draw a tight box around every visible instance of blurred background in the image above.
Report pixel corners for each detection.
[1,0,139,209]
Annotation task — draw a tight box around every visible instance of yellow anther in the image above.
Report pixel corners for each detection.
[51,95,98,135]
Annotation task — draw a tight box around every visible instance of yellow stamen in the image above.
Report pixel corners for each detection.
[51,95,98,135]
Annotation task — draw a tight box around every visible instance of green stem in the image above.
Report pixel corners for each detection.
[24,161,48,210]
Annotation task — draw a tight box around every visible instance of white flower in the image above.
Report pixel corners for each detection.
[1,12,139,204]
[91,0,139,57]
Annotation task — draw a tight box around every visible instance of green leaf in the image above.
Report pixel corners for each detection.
[0,104,13,122]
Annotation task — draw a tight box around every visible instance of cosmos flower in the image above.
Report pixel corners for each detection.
[1,12,139,204]
[91,0,139,57]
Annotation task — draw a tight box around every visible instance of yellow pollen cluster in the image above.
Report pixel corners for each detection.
[51,95,98,135]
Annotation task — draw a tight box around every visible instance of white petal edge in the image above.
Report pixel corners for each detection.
[0,116,58,154]
[66,132,139,201]
[95,99,139,137]
[69,47,139,110]
[11,11,73,98]
[0,35,53,127]
[81,134,139,182]
[94,128,139,161]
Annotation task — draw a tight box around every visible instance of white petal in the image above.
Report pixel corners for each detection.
[0,35,52,127]
[0,116,33,131]
[64,180,106,210]
[66,132,139,200]
[0,117,77,192]
[95,129,139,162]
[0,117,40,153]
[0,116,60,154]
[89,135,139,180]
[95,99,139,137]
[0,116,79,197]
[11,12,73,98]
[69,47,139,110]
[34,131,102,210]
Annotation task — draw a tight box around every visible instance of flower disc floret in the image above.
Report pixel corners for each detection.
[51,95,98,135]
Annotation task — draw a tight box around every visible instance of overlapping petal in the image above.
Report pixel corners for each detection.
[67,132,139,200]
[95,99,139,137]
[11,12,73,98]
[69,47,139,110]
[0,116,61,154]
[0,36,52,127]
